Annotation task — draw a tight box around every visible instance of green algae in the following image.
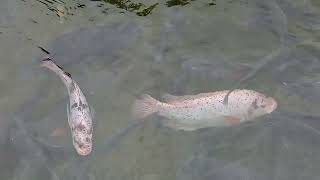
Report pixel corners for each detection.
[101,0,157,16]
[165,0,194,7]
[136,3,159,16]
[34,0,216,17]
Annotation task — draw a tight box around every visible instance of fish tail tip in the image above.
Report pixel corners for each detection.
[40,58,72,78]
[40,57,54,67]
[132,94,159,120]
[41,57,51,62]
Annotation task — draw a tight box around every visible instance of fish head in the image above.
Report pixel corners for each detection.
[263,97,278,113]
[72,131,92,156]
[252,95,278,117]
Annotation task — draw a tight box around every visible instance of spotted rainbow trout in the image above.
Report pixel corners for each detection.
[132,89,277,131]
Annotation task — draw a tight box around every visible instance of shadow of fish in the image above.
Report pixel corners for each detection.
[36,22,142,68]
[8,116,60,180]
[10,115,98,180]
[177,110,320,180]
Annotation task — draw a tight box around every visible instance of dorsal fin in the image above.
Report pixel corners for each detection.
[162,91,230,103]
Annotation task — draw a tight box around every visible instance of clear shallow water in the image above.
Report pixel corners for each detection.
[1,0,320,179]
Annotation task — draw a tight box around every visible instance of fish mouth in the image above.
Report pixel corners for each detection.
[76,145,92,156]
[72,133,93,156]
[266,97,278,113]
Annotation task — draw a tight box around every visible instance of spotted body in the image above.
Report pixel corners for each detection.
[41,59,93,156]
[132,89,277,131]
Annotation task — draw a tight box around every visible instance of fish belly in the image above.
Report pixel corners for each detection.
[160,103,230,130]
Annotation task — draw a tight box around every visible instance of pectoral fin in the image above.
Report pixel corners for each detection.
[223,90,233,106]
[67,103,71,124]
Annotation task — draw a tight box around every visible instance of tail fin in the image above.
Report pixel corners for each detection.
[41,58,73,85]
[132,94,159,119]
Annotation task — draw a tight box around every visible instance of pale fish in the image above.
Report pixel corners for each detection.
[132,89,277,131]
[41,58,93,156]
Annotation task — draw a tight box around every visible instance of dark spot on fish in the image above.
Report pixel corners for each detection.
[55,63,65,71]
[78,143,84,148]
[78,99,88,110]
[76,123,86,131]
[71,103,78,109]
[82,103,88,109]
[64,71,72,78]
[78,99,83,111]
[86,137,91,142]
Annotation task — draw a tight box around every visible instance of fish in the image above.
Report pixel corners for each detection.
[41,58,93,156]
[132,89,277,131]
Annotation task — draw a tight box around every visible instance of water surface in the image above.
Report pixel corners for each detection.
[1,0,320,179]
